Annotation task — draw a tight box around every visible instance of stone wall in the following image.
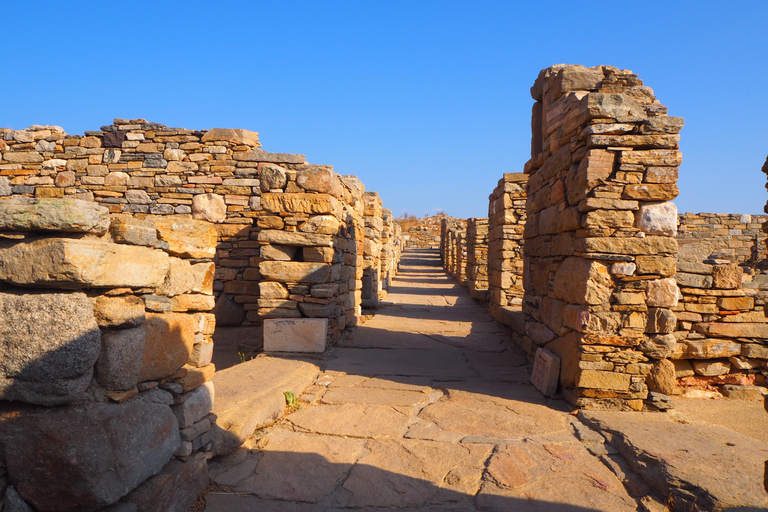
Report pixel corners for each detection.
[523,65,683,411]
[487,173,528,324]
[466,217,489,301]
[0,198,214,511]
[362,192,383,308]
[442,219,467,283]
[678,212,768,267]
[0,120,402,349]
[379,208,402,297]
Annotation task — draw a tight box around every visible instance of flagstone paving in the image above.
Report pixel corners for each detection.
[204,248,768,512]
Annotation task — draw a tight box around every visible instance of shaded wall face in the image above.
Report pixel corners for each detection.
[488,174,527,310]
[466,217,489,301]
[523,65,683,411]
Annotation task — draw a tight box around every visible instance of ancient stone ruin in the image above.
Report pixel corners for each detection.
[443,64,768,410]
[0,121,402,510]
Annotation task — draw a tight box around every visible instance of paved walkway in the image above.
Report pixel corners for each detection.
[205,249,644,511]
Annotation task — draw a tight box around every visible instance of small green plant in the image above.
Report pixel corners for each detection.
[284,391,302,410]
[237,351,248,364]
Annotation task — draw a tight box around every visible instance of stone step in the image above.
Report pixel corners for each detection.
[209,355,321,457]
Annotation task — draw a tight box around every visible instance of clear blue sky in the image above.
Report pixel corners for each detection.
[4,2,767,219]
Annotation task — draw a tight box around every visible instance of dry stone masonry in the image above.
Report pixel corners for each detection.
[487,173,528,323]
[465,217,489,301]
[362,192,383,308]
[0,198,215,511]
[379,208,402,298]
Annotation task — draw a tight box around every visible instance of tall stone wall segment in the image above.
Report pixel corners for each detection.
[488,173,528,326]
[522,64,683,411]
[466,217,489,301]
[0,198,215,511]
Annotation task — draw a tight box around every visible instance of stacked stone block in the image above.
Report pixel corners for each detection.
[466,217,489,301]
[442,219,467,283]
[0,198,215,511]
[362,192,383,308]
[488,173,528,322]
[523,65,683,411]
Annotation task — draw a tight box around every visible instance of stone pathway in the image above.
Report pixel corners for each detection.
[204,249,648,511]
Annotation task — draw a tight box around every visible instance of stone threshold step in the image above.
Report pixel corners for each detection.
[209,354,322,457]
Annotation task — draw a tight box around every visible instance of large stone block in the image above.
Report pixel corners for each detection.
[0,291,100,405]
[565,149,615,205]
[257,230,333,247]
[0,197,110,233]
[2,399,180,512]
[191,193,227,223]
[152,217,217,259]
[0,239,170,289]
[263,318,328,352]
[552,257,612,306]
[296,168,343,198]
[95,327,146,391]
[261,193,341,216]
[171,381,215,428]
[694,322,768,339]
[530,348,560,397]
[259,261,332,284]
[576,370,631,391]
[636,201,677,236]
[201,127,260,147]
[120,452,209,512]
[138,313,197,382]
[92,295,145,328]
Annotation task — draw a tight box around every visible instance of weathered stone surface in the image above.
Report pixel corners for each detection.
[530,347,560,397]
[681,339,741,359]
[574,236,677,255]
[259,165,288,191]
[635,255,676,276]
[636,201,677,236]
[711,265,742,289]
[261,193,341,216]
[153,217,217,259]
[646,359,677,395]
[257,230,333,247]
[157,258,197,297]
[694,322,768,338]
[2,399,179,512]
[201,128,260,146]
[576,370,631,391]
[477,440,637,512]
[3,486,35,512]
[263,318,328,352]
[646,278,679,308]
[230,430,365,503]
[191,193,227,223]
[121,452,209,512]
[717,296,753,311]
[339,438,491,509]
[211,356,321,453]
[741,343,768,359]
[565,149,615,205]
[676,272,713,288]
[552,257,612,305]
[296,168,343,198]
[287,403,415,438]
[645,308,676,333]
[171,381,215,428]
[298,215,341,235]
[580,411,768,512]
[419,385,568,439]
[259,261,331,283]
[0,239,170,289]
[96,327,146,391]
[110,216,159,247]
[211,295,246,326]
[92,295,145,328]
[0,197,110,233]
[692,359,731,376]
[138,312,197,382]
[0,291,100,405]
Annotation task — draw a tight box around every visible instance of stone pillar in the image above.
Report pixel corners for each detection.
[524,65,683,411]
[380,208,395,295]
[488,173,528,327]
[362,192,383,308]
[466,217,489,301]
